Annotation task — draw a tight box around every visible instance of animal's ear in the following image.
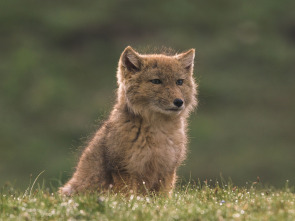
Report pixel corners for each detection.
[120,46,142,72]
[177,49,195,70]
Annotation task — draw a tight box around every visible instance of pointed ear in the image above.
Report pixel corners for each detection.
[120,46,142,72]
[177,49,195,70]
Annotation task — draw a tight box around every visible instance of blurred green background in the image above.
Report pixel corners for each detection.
[1,0,294,189]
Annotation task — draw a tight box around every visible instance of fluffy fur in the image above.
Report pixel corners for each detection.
[60,46,198,196]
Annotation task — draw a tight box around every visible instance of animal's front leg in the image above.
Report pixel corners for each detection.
[160,171,177,197]
[111,172,140,195]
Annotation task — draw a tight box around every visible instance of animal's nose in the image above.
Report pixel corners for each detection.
[173,98,184,107]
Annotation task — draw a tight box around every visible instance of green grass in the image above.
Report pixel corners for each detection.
[1,181,294,220]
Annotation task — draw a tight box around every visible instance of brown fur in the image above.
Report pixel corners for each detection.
[60,46,198,196]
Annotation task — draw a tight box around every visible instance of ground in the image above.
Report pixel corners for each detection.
[1,181,294,220]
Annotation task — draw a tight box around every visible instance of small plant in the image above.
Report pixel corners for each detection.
[1,180,294,220]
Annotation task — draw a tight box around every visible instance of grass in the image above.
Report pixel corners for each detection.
[1,180,295,220]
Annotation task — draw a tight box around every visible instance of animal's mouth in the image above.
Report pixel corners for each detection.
[166,108,183,112]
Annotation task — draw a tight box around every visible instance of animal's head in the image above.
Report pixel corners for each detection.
[117,46,198,118]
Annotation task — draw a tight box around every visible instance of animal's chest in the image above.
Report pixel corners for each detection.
[124,127,185,174]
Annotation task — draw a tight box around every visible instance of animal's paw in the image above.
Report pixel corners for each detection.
[59,185,73,196]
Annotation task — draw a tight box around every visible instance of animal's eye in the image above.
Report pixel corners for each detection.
[176,79,184,85]
[150,79,162,84]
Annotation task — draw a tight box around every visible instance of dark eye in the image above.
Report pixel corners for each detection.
[150,79,162,84]
[176,79,184,85]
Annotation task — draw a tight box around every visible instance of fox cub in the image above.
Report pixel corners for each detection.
[60,46,197,196]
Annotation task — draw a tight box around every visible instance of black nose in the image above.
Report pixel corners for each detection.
[173,98,184,107]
